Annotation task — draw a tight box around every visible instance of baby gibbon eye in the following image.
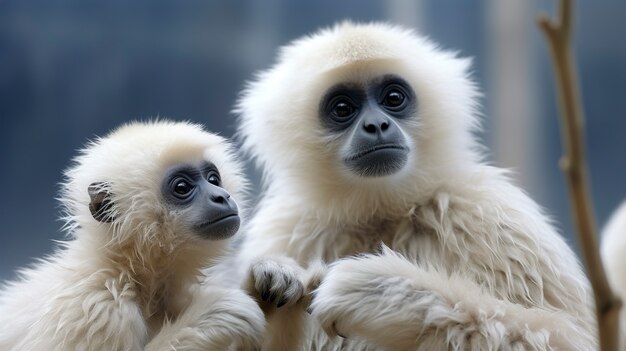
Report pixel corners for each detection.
[173,178,194,197]
[207,172,221,187]
[383,90,404,107]
[330,98,358,121]
[380,87,406,110]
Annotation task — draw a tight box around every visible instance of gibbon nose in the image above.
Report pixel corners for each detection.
[209,188,234,209]
[211,194,228,204]
[362,113,390,135]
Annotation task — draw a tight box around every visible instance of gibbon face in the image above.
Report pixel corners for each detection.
[238,22,480,195]
[159,160,240,240]
[63,121,246,247]
[320,73,415,177]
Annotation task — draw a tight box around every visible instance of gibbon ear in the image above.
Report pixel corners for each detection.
[88,182,115,223]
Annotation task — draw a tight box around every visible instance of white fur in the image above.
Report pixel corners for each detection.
[601,199,626,348]
[236,22,596,350]
[0,120,264,351]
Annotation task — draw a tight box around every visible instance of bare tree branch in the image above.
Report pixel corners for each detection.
[538,0,621,350]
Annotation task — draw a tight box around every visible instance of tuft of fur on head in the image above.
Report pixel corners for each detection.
[59,120,247,258]
[236,21,483,219]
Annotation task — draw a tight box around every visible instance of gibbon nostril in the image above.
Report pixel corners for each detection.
[212,195,227,204]
[381,121,389,131]
[364,124,377,134]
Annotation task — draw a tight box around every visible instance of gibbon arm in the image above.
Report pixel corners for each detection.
[144,286,265,351]
[311,249,592,351]
[12,277,148,351]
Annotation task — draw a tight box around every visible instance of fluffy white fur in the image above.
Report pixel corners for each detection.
[0,121,264,351]
[236,22,596,350]
[601,200,626,348]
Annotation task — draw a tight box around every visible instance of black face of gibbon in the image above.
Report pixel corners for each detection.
[319,75,415,177]
[160,161,240,240]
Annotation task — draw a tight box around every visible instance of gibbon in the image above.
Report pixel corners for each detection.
[0,121,264,351]
[601,200,626,348]
[236,22,597,350]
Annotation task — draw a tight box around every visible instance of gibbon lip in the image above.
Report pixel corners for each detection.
[345,144,408,161]
[197,213,239,228]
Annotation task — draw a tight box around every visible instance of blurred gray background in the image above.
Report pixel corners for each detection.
[1,1,625,280]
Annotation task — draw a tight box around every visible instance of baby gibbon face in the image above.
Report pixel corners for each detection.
[238,22,480,193]
[159,160,240,240]
[62,121,246,247]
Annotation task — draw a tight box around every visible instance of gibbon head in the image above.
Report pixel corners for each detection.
[237,22,482,208]
[61,121,246,251]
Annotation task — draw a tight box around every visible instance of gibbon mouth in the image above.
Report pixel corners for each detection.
[197,213,239,228]
[345,144,409,162]
[195,212,241,240]
[344,143,409,177]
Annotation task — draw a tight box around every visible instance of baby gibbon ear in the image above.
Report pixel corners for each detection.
[88,182,114,223]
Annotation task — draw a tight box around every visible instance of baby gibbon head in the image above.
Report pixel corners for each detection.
[237,22,483,208]
[61,120,247,251]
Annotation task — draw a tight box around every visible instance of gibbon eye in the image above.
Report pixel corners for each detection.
[381,89,405,108]
[173,179,194,197]
[331,99,357,121]
[207,172,221,187]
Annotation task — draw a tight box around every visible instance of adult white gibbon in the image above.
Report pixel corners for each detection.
[0,121,264,351]
[601,200,626,347]
[236,22,596,350]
